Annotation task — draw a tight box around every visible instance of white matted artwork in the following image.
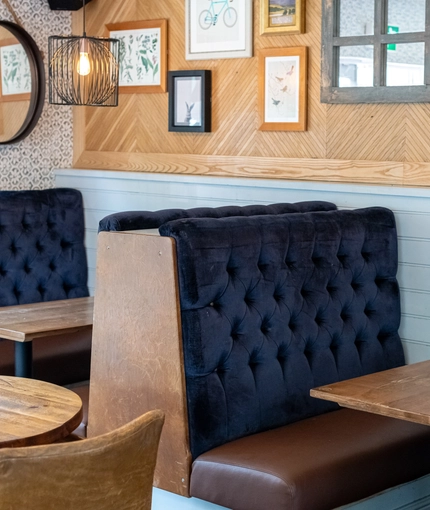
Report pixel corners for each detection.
[265,55,299,123]
[0,43,31,97]
[175,76,202,127]
[185,0,252,60]
[110,28,162,87]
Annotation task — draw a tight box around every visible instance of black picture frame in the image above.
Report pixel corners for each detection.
[168,70,211,132]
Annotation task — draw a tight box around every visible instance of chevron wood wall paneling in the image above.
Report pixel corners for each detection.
[73,0,430,187]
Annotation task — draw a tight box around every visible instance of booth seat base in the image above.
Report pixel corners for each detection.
[191,408,430,510]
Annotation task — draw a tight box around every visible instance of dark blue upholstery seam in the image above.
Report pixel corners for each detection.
[194,459,295,497]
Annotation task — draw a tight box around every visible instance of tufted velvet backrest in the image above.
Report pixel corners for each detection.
[98,201,337,232]
[0,189,89,306]
[159,207,404,459]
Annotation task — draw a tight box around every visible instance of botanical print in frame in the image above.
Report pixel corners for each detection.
[185,0,252,60]
[0,40,31,102]
[260,0,305,35]
[259,47,307,131]
[106,19,167,94]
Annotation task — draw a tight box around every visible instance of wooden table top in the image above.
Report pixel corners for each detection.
[0,297,94,342]
[0,376,83,447]
[311,360,430,426]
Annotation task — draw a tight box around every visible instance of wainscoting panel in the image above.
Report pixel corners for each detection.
[55,168,430,510]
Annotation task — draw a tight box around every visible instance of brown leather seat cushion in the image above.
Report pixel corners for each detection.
[190,408,430,510]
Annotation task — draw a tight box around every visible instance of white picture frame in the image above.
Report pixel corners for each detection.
[185,0,253,60]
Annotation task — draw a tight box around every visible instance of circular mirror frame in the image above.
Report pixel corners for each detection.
[0,21,45,144]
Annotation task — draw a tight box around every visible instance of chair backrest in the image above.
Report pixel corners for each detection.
[0,188,88,306]
[159,207,404,459]
[0,409,164,510]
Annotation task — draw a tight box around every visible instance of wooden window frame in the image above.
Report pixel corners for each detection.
[321,0,430,103]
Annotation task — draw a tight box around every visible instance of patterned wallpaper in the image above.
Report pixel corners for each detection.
[0,0,72,190]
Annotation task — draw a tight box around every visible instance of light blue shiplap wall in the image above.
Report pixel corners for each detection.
[55,168,430,510]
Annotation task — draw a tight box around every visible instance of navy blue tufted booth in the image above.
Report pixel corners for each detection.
[97,202,430,509]
[0,188,91,385]
[159,207,405,460]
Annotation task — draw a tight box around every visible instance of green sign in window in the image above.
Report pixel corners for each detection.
[387,25,399,51]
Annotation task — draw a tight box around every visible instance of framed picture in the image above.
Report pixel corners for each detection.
[185,0,252,60]
[0,38,31,102]
[168,70,211,133]
[106,19,167,94]
[258,47,307,131]
[260,0,305,35]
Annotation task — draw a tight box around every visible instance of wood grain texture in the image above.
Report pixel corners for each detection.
[0,297,94,342]
[74,151,406,184]
[0,376,83,447]
[72,0,430,186]
[88,231,190,496]
[311,360,430,426]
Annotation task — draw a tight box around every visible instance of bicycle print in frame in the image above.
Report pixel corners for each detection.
[185,0,252,60]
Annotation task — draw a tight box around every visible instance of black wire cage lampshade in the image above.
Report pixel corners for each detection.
[48,0,119,107]
[48,35,119,106]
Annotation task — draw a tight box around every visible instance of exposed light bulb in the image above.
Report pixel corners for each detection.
[77,52,90,76]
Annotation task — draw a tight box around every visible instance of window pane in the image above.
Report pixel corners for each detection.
[386,42,425,86]
[387,0,425,33]
[338,46,374,87]
[339,0,374,37]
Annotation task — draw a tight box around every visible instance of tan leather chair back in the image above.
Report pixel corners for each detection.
[0,409,164,510]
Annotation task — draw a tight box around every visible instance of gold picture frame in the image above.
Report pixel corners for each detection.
[260,0,305,35]
[258,46,307,132]
[106,19,167,94]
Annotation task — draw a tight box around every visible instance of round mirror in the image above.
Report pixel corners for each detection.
[0,21,45,144]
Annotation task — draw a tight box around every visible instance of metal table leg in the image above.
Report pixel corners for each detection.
[15,342,33,378]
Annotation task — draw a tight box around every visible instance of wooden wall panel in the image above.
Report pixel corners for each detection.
[73,0,430,187]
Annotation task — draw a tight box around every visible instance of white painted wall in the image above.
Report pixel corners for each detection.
[55,169,430,510]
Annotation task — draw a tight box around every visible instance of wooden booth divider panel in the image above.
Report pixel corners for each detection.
[88,230,191,496]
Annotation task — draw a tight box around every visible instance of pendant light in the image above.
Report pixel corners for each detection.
[48,0,119,106]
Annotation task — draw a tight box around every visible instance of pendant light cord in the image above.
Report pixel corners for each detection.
[1,0,22,28]
[82,0,86,37]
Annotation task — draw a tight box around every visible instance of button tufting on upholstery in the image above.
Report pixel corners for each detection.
[351,282,360,291]
[13,287,20,300]
[35,241,43,253]
[300,288,309,298]
[60,240,71,250]
[0,267,6,277]
[337,254,347,266]
[362,251,370,261]
[375,278,384,287]
[23,264,31,274]
[49,261,56,272]
[37,284,45,297]
[340,311,349,321]
[285,260,296,269]
[63,282,73,294]
[9,243,17,255]
[47,221,56,230]
[364,307,373,317]
[21,222,30,232]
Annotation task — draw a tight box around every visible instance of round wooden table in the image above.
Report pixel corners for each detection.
[0,376,83,448]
